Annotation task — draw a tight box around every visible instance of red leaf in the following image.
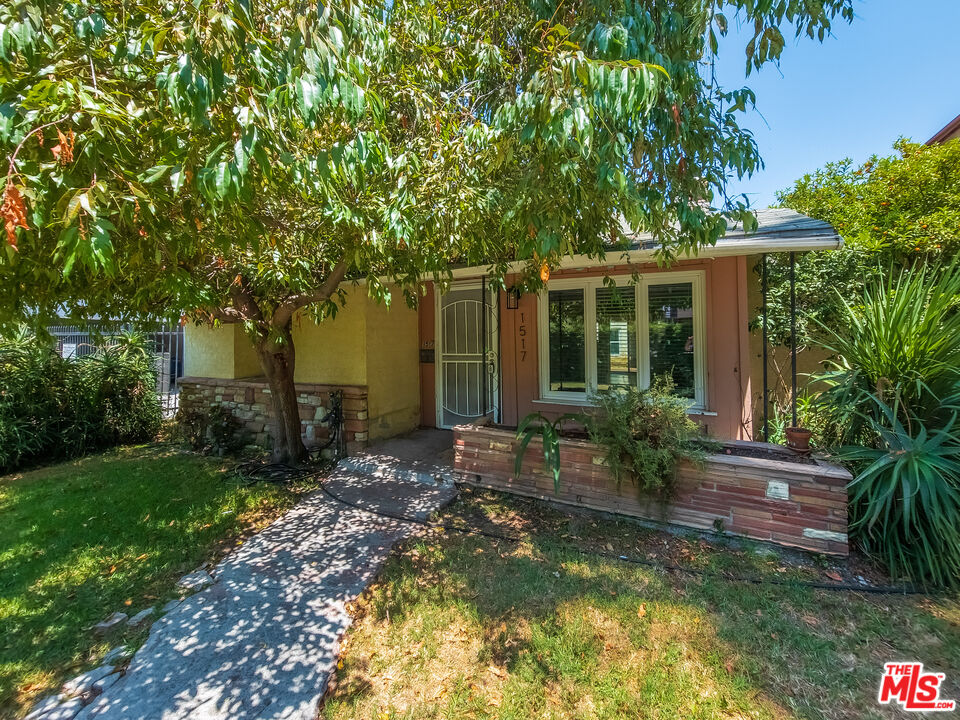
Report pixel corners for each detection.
[1,183,29,249]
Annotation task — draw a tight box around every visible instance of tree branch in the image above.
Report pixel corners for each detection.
[208,306,245,324]
[271,261,349,328]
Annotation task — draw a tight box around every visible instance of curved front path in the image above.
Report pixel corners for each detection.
[75,468,457,720]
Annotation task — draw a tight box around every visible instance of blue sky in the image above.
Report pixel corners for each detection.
[712,0,960,208]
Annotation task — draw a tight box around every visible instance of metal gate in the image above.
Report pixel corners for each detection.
[48,322,185,417]
[436,282,499,428]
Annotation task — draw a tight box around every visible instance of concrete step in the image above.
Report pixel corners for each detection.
[337,454,457,488]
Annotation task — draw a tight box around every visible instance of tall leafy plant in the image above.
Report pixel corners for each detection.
[814,262,960,586]
[0,329,162,472]
[587,378,713,498]
[1,0,853,463]
[814,261,960,446]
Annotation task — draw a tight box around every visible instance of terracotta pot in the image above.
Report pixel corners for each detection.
[785,426,812,453]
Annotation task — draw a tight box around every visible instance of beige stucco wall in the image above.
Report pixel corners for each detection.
[184,324,239,379]
[183,323,266,379]
[183,285,422,441]
[291,287,368,387]
[364,296,420,440]
[234,328,261,377]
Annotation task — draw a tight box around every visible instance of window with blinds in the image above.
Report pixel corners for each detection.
[596,286,636,390]
[647,282,695,399]
[547,289,586,392]
[538,272,706,407]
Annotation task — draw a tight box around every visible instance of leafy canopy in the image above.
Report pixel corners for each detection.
[766,138,960,347]
[1,0,853,331]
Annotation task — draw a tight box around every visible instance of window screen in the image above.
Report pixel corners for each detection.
[647,282,695,398]
[596,286,636,390]
[547,289,586,392]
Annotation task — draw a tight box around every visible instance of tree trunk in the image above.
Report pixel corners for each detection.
[255,323,308,465]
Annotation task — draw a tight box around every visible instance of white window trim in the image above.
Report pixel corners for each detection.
[537,271,708,410]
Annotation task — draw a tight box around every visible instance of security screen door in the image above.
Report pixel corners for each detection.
[437,283,499,428]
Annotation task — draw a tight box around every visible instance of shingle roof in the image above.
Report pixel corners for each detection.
[451,208,841,278]
[623,207,842,255]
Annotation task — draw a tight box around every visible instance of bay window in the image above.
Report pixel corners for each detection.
[537,272,706,408]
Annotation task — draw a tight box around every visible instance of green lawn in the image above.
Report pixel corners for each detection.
[323,489,960,720]
[0,444,302,718]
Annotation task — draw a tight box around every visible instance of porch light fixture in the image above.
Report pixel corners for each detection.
[506,287,520,310]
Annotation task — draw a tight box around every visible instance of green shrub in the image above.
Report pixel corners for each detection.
[586,377,714,499]
[0,328,162,473]
[814,261,960,446]
[513,379,713,500]
[814,262,960,586]
[514,412,584,494]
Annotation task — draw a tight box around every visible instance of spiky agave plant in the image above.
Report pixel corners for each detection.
[814,261,960,445]
[837,393,960,588]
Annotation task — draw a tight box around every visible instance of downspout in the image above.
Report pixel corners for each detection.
[481,275,488,417]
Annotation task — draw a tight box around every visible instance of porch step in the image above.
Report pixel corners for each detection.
[337,454,457,488]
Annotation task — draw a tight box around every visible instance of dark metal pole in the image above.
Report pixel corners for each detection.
[790,251,797,428]
[762,254,769,442]
[481,275,488,417]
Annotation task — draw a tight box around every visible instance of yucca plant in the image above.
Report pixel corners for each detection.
[815,261,960,444]
[837,394,960,588]
[813,262,960,586]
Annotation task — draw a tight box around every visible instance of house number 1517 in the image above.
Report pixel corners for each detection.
[518,312,527,362]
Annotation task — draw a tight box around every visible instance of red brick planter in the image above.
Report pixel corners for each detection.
[453,422,851,555]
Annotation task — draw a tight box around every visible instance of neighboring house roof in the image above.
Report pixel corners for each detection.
[451,207,842,278]
[927,113,960,144]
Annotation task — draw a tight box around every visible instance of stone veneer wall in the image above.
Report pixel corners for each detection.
[179,377,370,455]
[454,424,850,555]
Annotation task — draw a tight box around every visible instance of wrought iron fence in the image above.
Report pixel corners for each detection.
[47,322,185,417]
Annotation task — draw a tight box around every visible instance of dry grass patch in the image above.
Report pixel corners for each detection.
[322,490,960,720]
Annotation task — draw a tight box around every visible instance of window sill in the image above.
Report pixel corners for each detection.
[533,397,595,407]
[532,397,718,417]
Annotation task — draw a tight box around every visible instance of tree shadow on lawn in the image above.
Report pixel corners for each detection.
[324,496,960,720]
[0,445,295,715]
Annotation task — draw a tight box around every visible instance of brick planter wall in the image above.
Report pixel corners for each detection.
[179,377,370,455]
[454,423,851,555]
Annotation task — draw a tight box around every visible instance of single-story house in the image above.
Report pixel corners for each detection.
[179,208,842,454]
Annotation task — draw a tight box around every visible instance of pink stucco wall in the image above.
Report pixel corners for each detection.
[419,256,754,441]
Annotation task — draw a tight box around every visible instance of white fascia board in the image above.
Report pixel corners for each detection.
[448,234,844,279]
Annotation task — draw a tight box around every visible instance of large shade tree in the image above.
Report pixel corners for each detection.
[1,0,854,462]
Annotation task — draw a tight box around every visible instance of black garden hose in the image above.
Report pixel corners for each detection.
[235,461,935,597]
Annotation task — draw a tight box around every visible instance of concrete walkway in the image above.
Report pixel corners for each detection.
[75,438,457,720]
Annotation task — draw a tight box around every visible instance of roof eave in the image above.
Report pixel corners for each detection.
[927,113,960,145]
[449,234,843,279]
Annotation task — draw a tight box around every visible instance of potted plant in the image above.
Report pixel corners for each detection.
[785,426,812,453]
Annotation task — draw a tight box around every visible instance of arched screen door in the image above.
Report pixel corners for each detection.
[436,282,500,428]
